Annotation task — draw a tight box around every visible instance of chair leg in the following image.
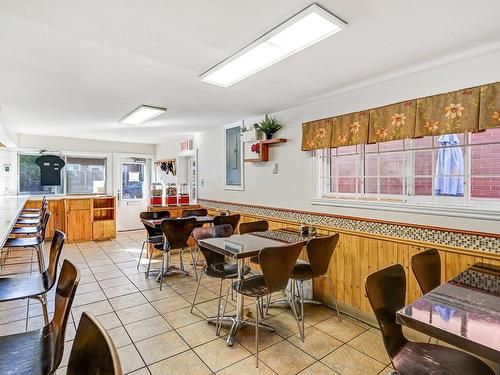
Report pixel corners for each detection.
[255,297,260,368]
[188,247,198,281]
[190,270,203,313]
[299,281,305,342]
[159,252,165,291]
[217,284,231,336]
[216,278,224,336]
[264,293,272,316]
[179,249,185,272]
[145,251,153,279]
[325,275,341,321]
[137,241,146,269]
[288,283,303,338]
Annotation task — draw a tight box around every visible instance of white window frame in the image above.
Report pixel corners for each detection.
[313,131,500,219]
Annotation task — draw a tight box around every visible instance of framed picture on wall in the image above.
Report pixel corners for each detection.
[243,141,262,162]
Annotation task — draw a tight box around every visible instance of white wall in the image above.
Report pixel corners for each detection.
[192,49,500,233]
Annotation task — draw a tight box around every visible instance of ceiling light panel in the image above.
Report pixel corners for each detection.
[201,4,347,87]
[120,105,166,125]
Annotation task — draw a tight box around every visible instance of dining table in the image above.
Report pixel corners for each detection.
[198,228,318,346]
[141,215,214,228]
[397,262,500,365]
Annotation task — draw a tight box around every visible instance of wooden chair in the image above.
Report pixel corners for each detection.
[213,214,241,233]
[290,233,341,342]
[137,210,171,269]
[66,312,122,375]
[0,260,80,375]
[230,242,305,367]
[147,217,197,289]
[0,230,66,325]
[239,220,269,235]
[365,264,493,375]
[411,248,441,295]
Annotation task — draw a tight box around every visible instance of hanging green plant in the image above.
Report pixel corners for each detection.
[254,114,282,140]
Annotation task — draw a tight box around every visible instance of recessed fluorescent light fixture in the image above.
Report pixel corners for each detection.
[200,3,347,87]
[120,105,166,125]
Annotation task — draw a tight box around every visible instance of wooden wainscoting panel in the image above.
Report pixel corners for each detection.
[204,207,499,317]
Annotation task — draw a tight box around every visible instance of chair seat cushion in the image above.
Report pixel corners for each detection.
[232,275,268,298]
[291,260,313,281]
[0,275,48,302]
[19,213,40,219]
[16,219,41,225]
[0,326,58,375]
[393,341,494,375]
[206,263,251,279]
[4,237,41,247]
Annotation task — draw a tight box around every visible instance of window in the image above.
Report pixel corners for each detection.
[121,163,145,199]
[225,125,244,190]
[317,128,500,206]
[19,154,64,195]
[66,157,106,194]
[19,154,107,195]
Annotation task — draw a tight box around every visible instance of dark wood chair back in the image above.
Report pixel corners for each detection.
[239,220,269,235]
[39,210,51,241]
[192,224,233,266]
[140,210,171,238]
[259,242,305,294]
[182,208,208,217]
[365,264,408,361]
[160,217,196,250]
[307,233,340,277]
[50,260,80,370]
[411,248,441,295]
[213,214,241,232]
[43,230,66,288]
[67,312,122,375]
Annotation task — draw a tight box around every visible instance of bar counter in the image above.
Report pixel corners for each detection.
[0,195,28,248]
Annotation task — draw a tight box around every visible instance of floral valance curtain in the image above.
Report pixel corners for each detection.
[479,82,500,130]
[301,82,499,151]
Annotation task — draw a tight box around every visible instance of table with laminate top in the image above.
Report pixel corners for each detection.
[0,196,28,248]
[397,262,500,363]
[199,228,316,346]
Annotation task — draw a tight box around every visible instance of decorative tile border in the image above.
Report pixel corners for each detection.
[199,199,500,255]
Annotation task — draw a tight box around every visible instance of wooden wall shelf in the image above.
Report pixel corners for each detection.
[244,138,287,162]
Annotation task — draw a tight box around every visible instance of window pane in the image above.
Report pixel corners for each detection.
[379,139,404,151]
[414,150,433,175]
[362,177,378,194]
[364,153,378,176]
[413,176,433,196]
[338,178,356,193]
[471,177,500,199]
[380,177,403,195]
[380,152,403,176]
[337,155,357,176]
[411,136,433,149]
[471,127,500,144]
[122,163,144,199]
[19,154,63,195]
[67,157,106,194]
[328,178,337,194]
[337,145,357,155]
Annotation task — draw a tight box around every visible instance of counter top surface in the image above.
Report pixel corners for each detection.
[0,196,28,248]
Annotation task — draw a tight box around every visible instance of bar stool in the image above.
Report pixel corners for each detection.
[4,211,51,272]
[230,242,305,368]
[16,201,48,226]
[21,196,47,213]
[67,312,122,375]
[290,233,341,342]
[182,208,208,223]
[146,217,197,290]
[137,211,171,269]
[0,260,80,375]
[213,214,240,233]
[0,230,66,325]
[190,224,251,335]
[365,264,494,375]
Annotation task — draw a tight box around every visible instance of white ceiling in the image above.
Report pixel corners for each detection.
[0,0,499,144]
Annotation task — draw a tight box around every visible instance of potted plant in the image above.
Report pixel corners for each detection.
[254,114,282,140]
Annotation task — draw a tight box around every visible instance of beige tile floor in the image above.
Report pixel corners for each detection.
[0,230,395,375]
